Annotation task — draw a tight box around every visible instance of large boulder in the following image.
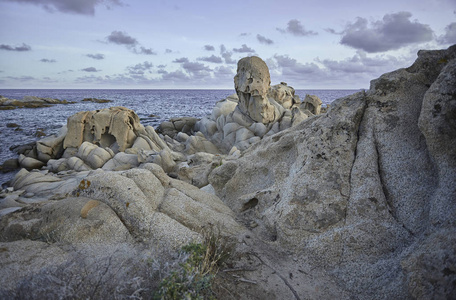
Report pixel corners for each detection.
[234,56,277,124]
[63,106,143,152]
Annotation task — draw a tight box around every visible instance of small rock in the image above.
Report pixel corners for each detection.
[6,123,20,128]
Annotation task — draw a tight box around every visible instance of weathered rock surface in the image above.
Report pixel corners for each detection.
[193,57,323,153]
[209,45,456,298]
[63,106,143,151]
[1,46,455,299]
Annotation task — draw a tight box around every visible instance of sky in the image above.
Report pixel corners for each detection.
[0,0,455,89]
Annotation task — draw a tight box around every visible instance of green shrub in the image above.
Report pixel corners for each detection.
[154,226,233,300]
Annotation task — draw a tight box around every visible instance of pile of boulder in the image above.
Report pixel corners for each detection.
[5,57,323,190]
[1,47,455,299]
[195,56,322,153]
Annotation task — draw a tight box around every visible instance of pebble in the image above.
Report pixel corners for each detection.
[24,192,35,198]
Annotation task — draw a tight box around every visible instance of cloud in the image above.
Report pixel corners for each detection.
[239,33,250,37]
[438,22,456,44]
[5,76,35,82]
[136,47,157,55]
[106,31,137,46]
[173,57,189,63]
[257,34,274,45]
[220,44,236,64]
[277,19,317,36]
[273,54,323,77]
[233,44,255,53]
[105,31,156,55]
[197,55,223,63]
[126,61,153,75]
[165,49,173,53]
[3,0,124,15]
[182,62,211,74]
[0,43,31,52]
[316,51,403,74]
[204,45,215,51]
[324,28,341,35]
[40,58,56,63]
[87,53,105,60]
[81,67,100,72]
[340,12,434,53]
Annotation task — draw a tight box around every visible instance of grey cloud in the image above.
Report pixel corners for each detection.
[136,47,157,55]
[106,31,156,55]
[161,70,191,82]
[213,66,235,80]
[40,58,56,63]
[324,28,341,35]
[204,45,215,51]
[340,12,434,53]
[257,34,274,45]
[3,0,124,15]
[239,33,250,36]
[220,44,236,64]
[157,64,166,68]
[197,55,223,63]
[82,67,100,72]
[6,76,35,81]
[87,53,105,60]
[0,43,31,52]
[233,44,255,53]
[126,61,153,75]
[274,54,322,76]
[182,62,211,74]
[107,31,137,46]
[277,19,317,36]
[165,49,173,53]
[438,22,456,44]
[173,57,189,63]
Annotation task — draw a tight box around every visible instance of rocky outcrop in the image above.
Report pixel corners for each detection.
[0,95,74,110]
[193,57,322,153]
[1,47,455,299]
[208,45,456,299]
[63,106,143,151]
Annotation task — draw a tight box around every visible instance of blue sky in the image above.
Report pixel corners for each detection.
[0,0,455,89]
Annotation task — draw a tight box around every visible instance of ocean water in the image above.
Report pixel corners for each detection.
[0,89,359,185]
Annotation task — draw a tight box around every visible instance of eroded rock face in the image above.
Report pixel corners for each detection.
[209,45,456,298]
[63,106,142,152]
[234,56,277,124]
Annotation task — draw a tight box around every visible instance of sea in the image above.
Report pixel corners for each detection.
[0,89,360,186]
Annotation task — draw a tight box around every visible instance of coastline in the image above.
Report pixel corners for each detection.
[0,47,455,299]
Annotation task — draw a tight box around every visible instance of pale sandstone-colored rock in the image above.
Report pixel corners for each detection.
[67,156,91,172]
[36,126,67,162]
[63,106,143,152]
[158,117,198,138]
[77,141,113,169]
[102,152,139,171]
[46,158,68,173]
[301,94,322,115]
[268,82,300,110]
[184,135,220,155]
[18,154,45,170]
[234,56,277,124]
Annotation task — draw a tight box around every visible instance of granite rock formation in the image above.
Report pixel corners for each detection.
[1,47,455,299]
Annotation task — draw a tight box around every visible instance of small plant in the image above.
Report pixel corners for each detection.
[154,226,233,300]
